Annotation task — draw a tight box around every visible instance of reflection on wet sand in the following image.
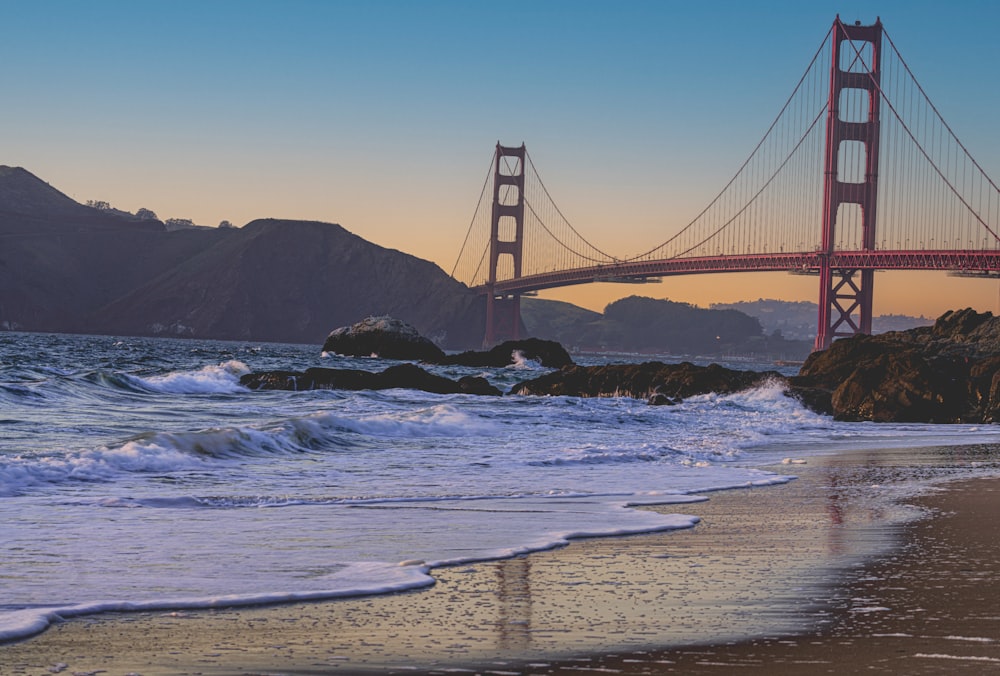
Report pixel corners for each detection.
[495,556,532,652]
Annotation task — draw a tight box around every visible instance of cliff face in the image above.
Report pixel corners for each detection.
[0,167,484,348]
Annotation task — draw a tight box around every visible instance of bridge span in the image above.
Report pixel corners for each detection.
[488,251,1000,297]
[451,17,1000,350]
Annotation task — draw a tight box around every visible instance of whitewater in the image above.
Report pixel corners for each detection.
[2,331,1000,643]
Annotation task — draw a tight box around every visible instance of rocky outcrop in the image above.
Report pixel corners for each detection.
[506,309,1000,422]
[439,338,574,368]
[322,317,447,362]
[788,308,1000,422]
[510,361,781,401]
[240,363,501,396]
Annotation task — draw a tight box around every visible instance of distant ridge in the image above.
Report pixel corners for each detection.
[0,167,484,347]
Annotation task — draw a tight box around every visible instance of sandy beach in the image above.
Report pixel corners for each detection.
[2,445,998,675]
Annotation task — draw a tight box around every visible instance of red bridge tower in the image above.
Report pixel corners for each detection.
[483,143,526,347]
[815,18,883,351]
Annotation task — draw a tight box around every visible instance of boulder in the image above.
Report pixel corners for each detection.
[788,308,1000,422]
[510,361,782,400]
[322,316,446,362]
[240,362,502,396]
[439,338,574,368]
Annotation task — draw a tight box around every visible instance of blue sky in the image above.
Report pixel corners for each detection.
[3,0,999,317]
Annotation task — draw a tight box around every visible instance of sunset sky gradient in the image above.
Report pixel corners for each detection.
[4,0,999,318]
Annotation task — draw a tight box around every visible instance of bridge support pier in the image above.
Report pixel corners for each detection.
[484,293,523,347]
[815,17,882,351]
[484,143,526,347]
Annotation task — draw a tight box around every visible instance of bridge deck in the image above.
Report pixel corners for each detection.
[477,250,1000,295]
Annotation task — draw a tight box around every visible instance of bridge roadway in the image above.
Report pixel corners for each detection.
[477,250,1000,296]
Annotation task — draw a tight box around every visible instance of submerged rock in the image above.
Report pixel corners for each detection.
[510,361,781,401]
[322,316,446,362]
[439,338,573,368]
[240,362,502,396]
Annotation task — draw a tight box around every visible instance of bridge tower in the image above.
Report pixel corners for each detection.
[815,18,883,351]
[484,142,526,347]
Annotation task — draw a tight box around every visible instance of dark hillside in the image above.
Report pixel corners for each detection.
[0,166,201,331]
[0,167,484,347]
[93,219,485,346]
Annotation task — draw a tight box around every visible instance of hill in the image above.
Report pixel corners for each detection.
[710,299,933,341]
[522,296,812,358]
[0,167,484,347]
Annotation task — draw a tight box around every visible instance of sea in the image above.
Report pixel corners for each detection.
[2,330,1000,643]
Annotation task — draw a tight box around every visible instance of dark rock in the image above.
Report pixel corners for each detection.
[440,338,574,368]
[647,390,681,406]
[784,385,833,416]
[457,375,502,396]
[510,361,782,401]
[322,316,446,362]
[240,362,501,396]
[789,308,1000,422]
[237,370,305,391]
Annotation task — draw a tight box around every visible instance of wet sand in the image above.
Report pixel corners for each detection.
[2,446,999,675]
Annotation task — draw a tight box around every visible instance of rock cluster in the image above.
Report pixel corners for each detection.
[511,361,781,403]
[250,308,1000,424]
[250,317,571,398]
[439,338,573,368]
[240,363,501,396]
[322,317,571,368]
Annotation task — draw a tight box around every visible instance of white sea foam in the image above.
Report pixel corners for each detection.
[0,441,207,496]
[133,360,251,394]
[331,404,500,438]
[0,486,713,643]
[509,349,542,369]
[0,561,435,643]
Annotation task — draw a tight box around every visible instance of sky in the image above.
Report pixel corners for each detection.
[3,0,999,319]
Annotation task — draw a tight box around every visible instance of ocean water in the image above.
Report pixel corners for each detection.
[2,331,999,643]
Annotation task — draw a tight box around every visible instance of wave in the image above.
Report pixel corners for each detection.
[528,442,682,467]
[0,382,47,403]
[0,441,207,497]
[94,488,606,510]
[82,369,157,393]
[127,360,251,394]
[0,403,501,496]
[1,361,252,407]
[333,404,500,438]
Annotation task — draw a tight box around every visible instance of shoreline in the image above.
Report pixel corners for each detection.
[547,472,1000,674]
[2,446,998,674]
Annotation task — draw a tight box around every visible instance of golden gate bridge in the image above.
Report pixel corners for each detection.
[450,17,1000,351]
